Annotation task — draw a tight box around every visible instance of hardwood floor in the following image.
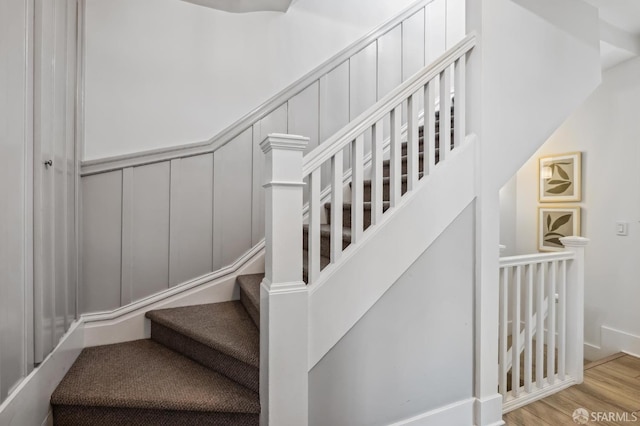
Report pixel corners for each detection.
[504,353,640,425]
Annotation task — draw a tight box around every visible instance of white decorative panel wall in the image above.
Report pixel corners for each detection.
[169,154,214,286]
[214,128,254,270]
[82,171,123,313]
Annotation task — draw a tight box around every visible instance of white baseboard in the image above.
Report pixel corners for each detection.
[602,326,640,358]
[41,411,53,426]
[475,393,505,426]
[584,325,640,361]
[391,398,475,426]
[83,244,264,347]
[0,321,84,426]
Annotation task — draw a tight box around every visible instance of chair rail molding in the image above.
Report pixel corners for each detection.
[181,0,293,13]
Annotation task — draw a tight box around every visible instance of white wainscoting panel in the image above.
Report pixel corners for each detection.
[169,154,214,286]
[402,9,426,81]
[81,171,123,313]
[350,41,377,121]
[425,0,447,64]
[128,162,171,302]
[288,82,320,155]
[319,60,350,142]
[252,104,288,246]
[377,25,402,100]
[214,128,253,270]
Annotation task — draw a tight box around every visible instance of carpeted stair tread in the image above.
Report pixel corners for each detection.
[303,249,331,283]
[51,339,260,414]
[146,301,259,368]
[238,274,263,330]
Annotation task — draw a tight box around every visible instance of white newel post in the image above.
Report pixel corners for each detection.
[260,133,310,426]
[560,236,589,384]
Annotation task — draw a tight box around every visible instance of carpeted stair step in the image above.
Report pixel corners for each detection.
[303,223,352,259]
[238,273,263,330]
[303,249,331,283]
[357,172,425,202]
[324,201,391,230]
[382,153,426,177]
[51,339,260,426]
[401,132,454,156]
[146,301,259,393]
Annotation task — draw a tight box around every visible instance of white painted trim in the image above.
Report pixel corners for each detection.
[601,326,640,358]
[502,377,576,413]
[41,411,53,426]
[302,34,476,176]
[79,0,437,175]
[181,0,293,14]
[474,394,505,426]
[0,321,84,426]
[83,242,264,346]
[499,251,574,268]
[391,398,475,426]
[308,139,477,367]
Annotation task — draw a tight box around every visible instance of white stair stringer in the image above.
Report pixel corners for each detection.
[308,137,477,368]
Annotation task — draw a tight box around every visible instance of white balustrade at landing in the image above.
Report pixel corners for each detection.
[498,237,589,413]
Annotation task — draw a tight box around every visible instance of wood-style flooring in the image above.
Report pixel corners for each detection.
[504,353,640,425]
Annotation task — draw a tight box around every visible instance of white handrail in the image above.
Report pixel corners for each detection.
[302,34,477,177]
[80,0,439,176]
[500,251,574,268]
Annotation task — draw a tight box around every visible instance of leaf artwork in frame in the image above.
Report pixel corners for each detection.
[539,152,582,202]
[538,206,581,252]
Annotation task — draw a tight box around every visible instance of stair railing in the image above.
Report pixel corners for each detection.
[260,34,475,426]
[498,237,589,413]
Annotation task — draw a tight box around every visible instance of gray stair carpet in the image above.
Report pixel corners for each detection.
[51,107,453,424]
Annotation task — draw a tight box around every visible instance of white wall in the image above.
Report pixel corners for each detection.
[480,0,601,192]
[83,0,421,160]
[502,56,640,358]
[0,0,32,404]
[309,205,474,425]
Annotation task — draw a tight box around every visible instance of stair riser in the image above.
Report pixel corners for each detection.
[240,287,259,331]
[53,405,259,426]
[401,131,453,155]
[324,205,392,230]
[362,179,407,202]
[302,229,350,259]
[383,156,425,177]
[150,322,259,393]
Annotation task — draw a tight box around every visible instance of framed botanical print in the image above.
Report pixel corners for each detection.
[538,206,581,252]
[539,152,582,202]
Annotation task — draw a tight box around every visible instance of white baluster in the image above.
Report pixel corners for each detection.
[370,122,383,226]
[330,151,343,264]
[424,79,436,174]
[561,236,589,384]
[308,168,321,284]
[351,135,364,243]
[453,54,466,149]
[547,261,557,385]
[260,133,309,426]
[439,67,452,161]
[499,267,508,399]
[407,92,419,191]
[558,259,567,381]
[389,106,402,207]
[524,264,533,393]
[511,266,521,397]
[535,262,545,389]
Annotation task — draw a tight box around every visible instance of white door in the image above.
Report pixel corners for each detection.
[33,0,78,363]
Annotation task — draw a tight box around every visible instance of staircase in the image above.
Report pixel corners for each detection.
[51,274,263,425]
[51,106,452,423]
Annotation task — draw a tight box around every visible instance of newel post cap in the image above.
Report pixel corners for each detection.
[560,236,590,248]
[260,133,309,154]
